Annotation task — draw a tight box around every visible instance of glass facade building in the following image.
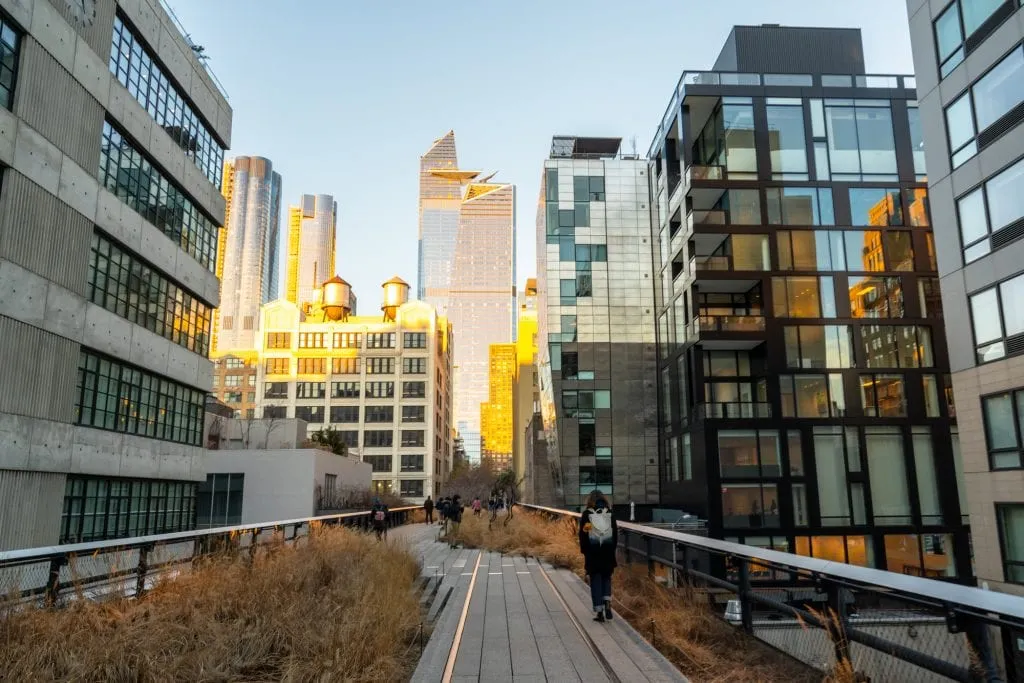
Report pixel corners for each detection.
[907,0,1024,596]
[287,194,337,308]
[536,137,660,508]
[648,26,970,578]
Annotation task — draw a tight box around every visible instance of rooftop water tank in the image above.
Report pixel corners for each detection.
[322,275,352,321]
[381,276,410,321]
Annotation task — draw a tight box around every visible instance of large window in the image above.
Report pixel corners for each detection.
[766,188,835,226]
[573,175,606,201]
[813,426,866,526]
[777,230,844,271]
[332,381,360,398]
[364,454,392,472]
[970,272,1024,363]
[264,382,288,399]
[849,276,904,318]
[297,358,326,374]
[61,476,197,543]
[824,100,898,180]
[330,406,359,423]
[401,430,425,447]
[99,121,219,270]
[403,357,427,374]
[334,332,362,348]
[718,430,782,478]
[946,45,1024,167]
[771,276,836,317]
[404,332,427,348]
[958,157,1024,262]
[402,405,425,422]
[401,454,425,473]
[935,0,1013,77]
[365,406,394,423]
[0,16,19,111]
[402,381,426,398]
[365,381,394,399]
[110,16,225,186]
[295,405,324,423]
[691,98,757,178]
[722,483,780,529]
[860,374,907,417]
[843,231,885,271]
[766,99,808,179]
[266,332,291,349]
[861,325,934,368]
[366,333,395,349]
[783,325,853,369]
[332,357,360,374]
[89,232,212,355]
[299,333,325,349]
[75,350,205,446]
[983,389,1024,469]
[997,504,1024,583]
[364,430,393,447]
[849,188,902,226]
[780,374,846,417]
[366,357,394,374]
[864,427,911,524]
[296,381,325,399]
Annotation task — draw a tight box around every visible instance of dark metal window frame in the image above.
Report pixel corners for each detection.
[403,332,427,349]
[331,381,360,398]
[995,503,1024,583]
[402,357,427,374]
[933,0,1017,79]
[61,475,197,544]
[0,12,22,112]
[967,269,1024,364]
[980,387,1024,470]
[957,153,1024,263]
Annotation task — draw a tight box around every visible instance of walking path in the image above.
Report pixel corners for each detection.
[394,524,688,683]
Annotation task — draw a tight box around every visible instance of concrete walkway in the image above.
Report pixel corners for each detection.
[395,524,687,683]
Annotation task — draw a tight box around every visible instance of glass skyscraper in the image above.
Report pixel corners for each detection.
[287,194,337,307]
[215,156,282,351]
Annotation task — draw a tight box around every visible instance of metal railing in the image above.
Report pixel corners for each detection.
[521,503,1021,682]
[0,507,418,607]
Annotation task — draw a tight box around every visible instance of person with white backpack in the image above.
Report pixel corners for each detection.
[579,490,618,622]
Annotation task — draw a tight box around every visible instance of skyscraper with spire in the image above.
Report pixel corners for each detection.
[418,131,516,461]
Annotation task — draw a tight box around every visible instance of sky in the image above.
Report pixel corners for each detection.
[167,0,916,301]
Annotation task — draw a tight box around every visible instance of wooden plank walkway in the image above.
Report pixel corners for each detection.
[396,524,688,683]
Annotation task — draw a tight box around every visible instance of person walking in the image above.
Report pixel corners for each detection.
[370,497,389,542]
[448,495,464,548]
[472,496,482,516]
[579,490,617,622]
[424,495,434,524]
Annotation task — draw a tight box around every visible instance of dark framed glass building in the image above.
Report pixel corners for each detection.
[648,25,970,579]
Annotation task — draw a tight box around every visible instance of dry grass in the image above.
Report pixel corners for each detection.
[0,525,422,682]
[454,511,822,683]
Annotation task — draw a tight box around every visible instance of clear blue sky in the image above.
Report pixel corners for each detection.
[168,0,916,300]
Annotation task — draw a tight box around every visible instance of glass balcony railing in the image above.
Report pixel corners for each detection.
[698,315,766,332]
[694,402,772,420]
[687,209,727,231]
[695,255,730,271]
[687,164,725,182]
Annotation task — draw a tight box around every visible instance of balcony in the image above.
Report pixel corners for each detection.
[698,315,766,333]
[686,164,724,184]
[694,402,772,420]
[687,209,726,232]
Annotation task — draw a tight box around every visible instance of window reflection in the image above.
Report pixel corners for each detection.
[772,276,835,317]
[766,101,809,180]
[825,100,898,180]
[861,374,907,417]
[692,98,757,179]
[780,374,846,417]
[766,187,835,225]
[843,231,884,271]
[849,188,902,226]
[905,188,930,227]
[885,535,957,577]
[784,325,853,369]
[849,276,904,318]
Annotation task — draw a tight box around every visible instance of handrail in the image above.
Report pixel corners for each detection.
[519,503,1024,624]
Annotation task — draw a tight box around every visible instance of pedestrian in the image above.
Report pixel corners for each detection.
[370,497,389,542]
[579,489,617,622]
[424,495,434,524]
[472,496,482,516]
[448,495,464,547]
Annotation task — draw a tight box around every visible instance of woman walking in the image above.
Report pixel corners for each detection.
[579,490,617,622]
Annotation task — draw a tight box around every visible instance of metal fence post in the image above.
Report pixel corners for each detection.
[44,556,66,607]
[645,535,655,577]
[249,529,261,563]
[678,543,690,585]
[736,558,753,634]
[622,530,631,564]
[826,582,851,668]
[135,543,154,598]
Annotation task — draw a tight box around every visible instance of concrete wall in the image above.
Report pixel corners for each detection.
[0,469,64,550]
[206,416,308,451]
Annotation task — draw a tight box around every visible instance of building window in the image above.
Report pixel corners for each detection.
[401,430,425,447]
[299,332,326,348]
[364,430,393,448]
[860,374,907,417]
[766,99,809,180]
[849,188,902,226]
[970,272,1024,363]
[194,473,244,528]
[402,405,425,423]
[334,332,361,348]
[958,157,1024,263]
[935,0,1015,78]
[330,405,359,423]
[780,374,846,418]
[61,476,197,543]
[983,389,1024,469]
[783,326,853,369]
[402,381,426,399]
[332,381,360,399]
[866,427,912,524]
[722,482,780,529]
[223,391,242,403]
[297,358,326,374]
[718,430,782,478]
[367,333,395,349]
[224,357,246,369]
[579,462,613,495]
[848,276,904,318]
[109,16,224,186]
[400,479,425,498]
[559,279,577,306]
[364,454,392,472]
[266,332,291,349]
[75,350,204,446]
[907,107,927,179]
[365,406,394,423]
[366,357,394,374]
[89,233,212,355]
[822,101,898,181]
[576,273,592,297]
[997,504,1024,583]
[296,381,325,399]
[401,454,424,472]
[771,276,836,318]
[947,45,1024,168]
[332,357,360,374]
[861,325,934,368]
[99,121,219,270]
[766,187,835,225]
[813,426,867,526]
[0,16,20,111]
[404,332,427,348]
[403,357,426,374]
[263,405,286,419]
[365,381,394,399]
[295,405,324,424]
[573,175,606,201]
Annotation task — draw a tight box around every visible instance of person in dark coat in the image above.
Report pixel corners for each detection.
[579,490,618,622]
[424,496,434,524]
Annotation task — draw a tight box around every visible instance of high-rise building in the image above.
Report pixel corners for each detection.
[216,156,283,351]
[0,1,230,549]
[647,25,967,576]
[481,343,516,471]
[536,137,659,508]
[287,194,337,308]
[906,0,1024,594]
[418,132,516,462]
[255,276,453,502]
[514,280,539,490]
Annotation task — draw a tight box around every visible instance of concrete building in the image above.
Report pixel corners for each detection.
[646,25,966,576]
[286,193,337,308]
[255,276,454,502]
[536,136,660,508]
[0,0,231,549]
[906,0,1024,593]
[480,343,516,471]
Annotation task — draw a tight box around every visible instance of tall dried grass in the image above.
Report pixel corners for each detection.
[0,525,421,682]
[454,511,821,683]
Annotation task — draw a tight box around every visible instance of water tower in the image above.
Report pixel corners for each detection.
[381,276,410,322]
[321,275,352,322]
